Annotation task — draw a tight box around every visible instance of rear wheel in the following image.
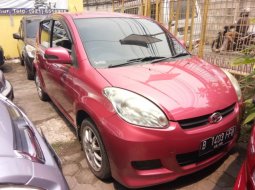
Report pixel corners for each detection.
[35,73,48,101]
[81,119,111,179]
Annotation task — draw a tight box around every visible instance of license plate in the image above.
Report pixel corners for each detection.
[199,126,236,156]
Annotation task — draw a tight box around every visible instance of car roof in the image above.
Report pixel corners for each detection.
[0,98,15,157]
[55,11,143,20]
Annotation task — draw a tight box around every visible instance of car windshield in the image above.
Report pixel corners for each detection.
[74,17,189,68]
[26,19,41,38]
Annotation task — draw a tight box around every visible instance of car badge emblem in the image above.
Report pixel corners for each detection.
[209,112,222,124]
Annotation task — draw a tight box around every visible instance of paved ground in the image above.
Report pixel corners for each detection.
[2,61,248,190]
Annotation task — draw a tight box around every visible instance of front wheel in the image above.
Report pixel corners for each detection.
[81,119,111,179]
[35,73,49,101]
[20,56,24,66]
[25,62,34,80]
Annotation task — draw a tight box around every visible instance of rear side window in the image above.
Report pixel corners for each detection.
[40,20,52,48]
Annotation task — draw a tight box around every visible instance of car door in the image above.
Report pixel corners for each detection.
[48,19,77,122]
[37,19,53,94]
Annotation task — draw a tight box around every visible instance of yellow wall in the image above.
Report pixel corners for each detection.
[0,0,83,58]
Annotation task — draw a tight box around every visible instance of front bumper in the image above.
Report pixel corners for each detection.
[100,102,242,188]
[1,80,14,100]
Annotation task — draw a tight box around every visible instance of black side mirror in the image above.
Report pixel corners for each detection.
[13,33,22,40]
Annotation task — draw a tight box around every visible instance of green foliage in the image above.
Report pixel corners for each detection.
[232,45,255,66]
[231,45,255,127]
[250,18,255,24]
[238,70,255,99]
[243,98,255,124]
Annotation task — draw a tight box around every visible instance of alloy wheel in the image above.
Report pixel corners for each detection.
[82,126,102,171]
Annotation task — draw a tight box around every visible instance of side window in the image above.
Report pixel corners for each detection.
[52,20,72,52]
[40,20,52,48]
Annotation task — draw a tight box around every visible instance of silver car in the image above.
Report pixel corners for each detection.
[0,70,13,100]
[0,94,69,190]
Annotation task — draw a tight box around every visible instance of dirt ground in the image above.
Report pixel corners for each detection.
[2,61,248,190]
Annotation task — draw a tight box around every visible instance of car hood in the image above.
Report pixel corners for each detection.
[0,158,32,184]
[97,56,237,120]
[0,100,33,184]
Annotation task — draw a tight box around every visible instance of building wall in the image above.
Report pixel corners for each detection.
[83,0,113,12]
[0,0,83,58]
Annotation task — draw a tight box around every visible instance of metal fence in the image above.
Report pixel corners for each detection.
[84,0,255,75]
[201,0,255,75]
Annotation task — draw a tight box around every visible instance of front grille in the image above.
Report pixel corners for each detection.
[176,144,227,166]
[178,103,236,129]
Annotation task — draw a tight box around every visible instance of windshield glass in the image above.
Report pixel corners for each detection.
[74,18,188,68]
[26,19,41,38]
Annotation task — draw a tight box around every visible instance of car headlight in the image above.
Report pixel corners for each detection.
[222,69,242,101]
[25,45,36,58]
[103,87,168,128]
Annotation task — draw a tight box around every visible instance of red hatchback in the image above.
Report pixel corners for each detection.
[34,12,243,188]
[234,124,255,190]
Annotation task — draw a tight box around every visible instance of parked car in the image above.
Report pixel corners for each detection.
[0,45,4,67]
[234,96,255,190]
[13,15,45,80]
[0,70,13,100]
[34,12,243,188]
[234,124,255,190]
[0,94,69,190]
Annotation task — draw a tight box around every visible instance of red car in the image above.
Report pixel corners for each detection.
[34,12,243,188]
[234,124,255,190]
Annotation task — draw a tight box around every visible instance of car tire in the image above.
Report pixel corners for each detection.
[25,62,34,80]
[81,119,111,180]
[0,46,4,66]
[35,73,49,101]
[20,56,24,66]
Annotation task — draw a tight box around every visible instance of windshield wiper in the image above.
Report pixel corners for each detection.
[152,52,190,63]
[171,52,190,58]
[108,54,190,68]
[128,56,166,63]
[108,56,165,68]
[108,62,136,68]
